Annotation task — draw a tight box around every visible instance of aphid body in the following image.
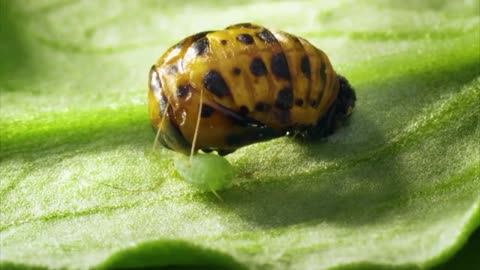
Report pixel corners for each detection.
[149,23,356,155]
[174,153,234,191]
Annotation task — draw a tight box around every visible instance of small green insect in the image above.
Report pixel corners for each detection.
[174,153,234,196]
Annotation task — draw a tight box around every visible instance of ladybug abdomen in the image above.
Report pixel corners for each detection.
[149,23,350,154]
[182,25,337,125]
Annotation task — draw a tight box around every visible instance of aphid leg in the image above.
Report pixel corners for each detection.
[153,102,170,151]
[211,189,224,201]
[189,88,204,165]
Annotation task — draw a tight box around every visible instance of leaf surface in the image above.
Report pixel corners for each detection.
[1,1,479,269]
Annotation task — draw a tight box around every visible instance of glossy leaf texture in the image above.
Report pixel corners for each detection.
[1,0,479,269]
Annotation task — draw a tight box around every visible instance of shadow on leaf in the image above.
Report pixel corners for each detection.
[210,54,480,228]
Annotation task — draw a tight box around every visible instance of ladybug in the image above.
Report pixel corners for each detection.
[148,23,356,156]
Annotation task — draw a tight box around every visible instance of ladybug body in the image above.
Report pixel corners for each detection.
[149,23,356,155]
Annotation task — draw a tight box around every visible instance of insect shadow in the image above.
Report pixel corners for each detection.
[205,52,480,228]
[214,108,408,228]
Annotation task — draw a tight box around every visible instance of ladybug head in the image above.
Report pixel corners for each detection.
[335,74,356,120]
[149,65,191,155]
[322,74,356,135]
[301,74,356,139]
[153,117,192,155]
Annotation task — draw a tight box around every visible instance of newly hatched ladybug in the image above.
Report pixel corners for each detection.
[148,23,356,156]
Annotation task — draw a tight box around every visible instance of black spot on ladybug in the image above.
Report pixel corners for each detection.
[255,102,272,112]
[203,70,230,97]
[239,105,249,115]
[318,63,327,94]
[295,98,304,106]
[176,84,190,98]
[301,56,311,79]
[221,40,228,45]
[149,66,162,95]
[173,40,185,49]
[191,38,209,56]
[201,104,215,118]
[256,29,277,43]
[166,64,178,74]
[237,34,254,45]
[227,23,261,29]
[250,57,267,76]
[232,67,241,75]
[310,100,317,107]
[275,87,293,110]
[191,31,212,41]
[271,53,291,80]
[319,62,327,83]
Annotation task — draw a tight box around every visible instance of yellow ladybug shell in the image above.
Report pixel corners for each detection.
[149,23,355,155]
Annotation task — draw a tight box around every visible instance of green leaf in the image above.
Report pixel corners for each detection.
[1,0,479,269]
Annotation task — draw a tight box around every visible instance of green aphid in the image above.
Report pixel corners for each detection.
[152,84,234,196]
[174,153,234,195]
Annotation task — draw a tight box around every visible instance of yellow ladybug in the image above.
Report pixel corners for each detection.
[148,23,356,156]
